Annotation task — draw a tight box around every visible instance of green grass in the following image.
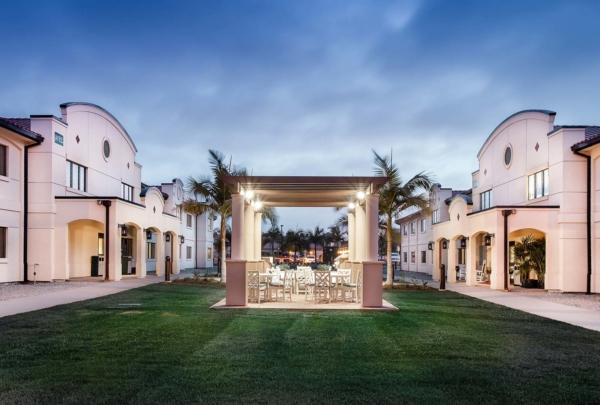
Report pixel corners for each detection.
[1,284,599,404]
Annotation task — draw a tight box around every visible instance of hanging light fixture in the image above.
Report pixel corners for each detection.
[165,234,171,242]
[348,202,356,209]
[120,225,128,237]
[442,240,448,249]
[356,190,366,200]
[180,235,185,244]
[146,230,152,240]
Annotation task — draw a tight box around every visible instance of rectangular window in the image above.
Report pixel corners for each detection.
[98,233,104,255]
[528,169,549,200]
[66,160,87,191]
[186,214,192,228]
[54,132,64,146]
[186,246,192,259]
[410,222,415,234]
[146,242,156,259]
[432,209,440,224]
[421,250,426,264]
[403,252,407,263]
[121,183,134,201]
[0,227,6,258]
[480,190,492,210]
[207,247,212,260]
[420,219,425,232]
[410,251,416,263]
[403,225,407,236]
[0,144,6,176]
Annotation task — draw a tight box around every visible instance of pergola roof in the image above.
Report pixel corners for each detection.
[223,175,387,207]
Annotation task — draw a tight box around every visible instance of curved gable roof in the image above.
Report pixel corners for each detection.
[60,102,138,152]
[477,109,556,158]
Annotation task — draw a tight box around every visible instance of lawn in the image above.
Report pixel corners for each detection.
[1,284,599,404]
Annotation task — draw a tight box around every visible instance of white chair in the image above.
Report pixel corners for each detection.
[247,270,267,304]
[312,270,331,303]
[333,269,351,302]
[270,270,293,302]
[344,268,362,303]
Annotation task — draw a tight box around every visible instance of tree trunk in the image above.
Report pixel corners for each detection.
[220,217,227,283]
[385,214,393,287]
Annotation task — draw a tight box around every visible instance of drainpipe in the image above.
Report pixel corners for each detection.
[100,200,112,281]
[573,150,592,294]
[501,209,515,291]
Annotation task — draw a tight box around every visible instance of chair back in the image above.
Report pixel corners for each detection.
[284,270,295,288]
[314,270,330,288]
[248,270,260,288]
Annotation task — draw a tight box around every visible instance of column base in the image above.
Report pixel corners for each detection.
[226,260,248,306]
[362,261,383,308]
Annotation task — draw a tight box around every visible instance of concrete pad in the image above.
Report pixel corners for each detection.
[211,297,398,311]
[0,276,161,318]
[441,283,600,333]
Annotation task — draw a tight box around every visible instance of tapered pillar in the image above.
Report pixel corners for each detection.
[254,212,262,261]
[347,211,356,262]
[231,193,245,260]
[244,204,255,261]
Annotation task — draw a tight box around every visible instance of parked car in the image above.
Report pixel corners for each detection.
[379,253,401,262]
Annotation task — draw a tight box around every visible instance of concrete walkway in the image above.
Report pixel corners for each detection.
[0,276,161,318]
[440,283,600,333]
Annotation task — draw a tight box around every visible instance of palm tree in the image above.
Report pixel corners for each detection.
[263,225,282,257]
[513,235,546,288]
[373,150,433,287]
[308,226,325,262]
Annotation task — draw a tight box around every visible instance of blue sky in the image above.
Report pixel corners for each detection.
[2,0,599,229]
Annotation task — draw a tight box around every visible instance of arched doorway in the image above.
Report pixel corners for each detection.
[67,219,104,279]
[145,227,162,275]
[450,235,468,282]
[436,238,449,284]
[120,223,141,276]
[508,228,546,288]
[471,231,493,286]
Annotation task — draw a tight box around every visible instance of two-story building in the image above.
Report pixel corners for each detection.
[432,110,600,293]
[0,102,212,283]
[396,209,433,274]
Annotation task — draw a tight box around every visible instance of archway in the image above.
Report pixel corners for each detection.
[120,223,141,276]
[67,219,104,279]
[471,231,493,286]
[508,228,546,288]
[145,227,162,275]
[450,235,468,282]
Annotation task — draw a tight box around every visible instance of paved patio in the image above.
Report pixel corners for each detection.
[0,276,162,318]
[438,282,600,333]
[212,295,398,311]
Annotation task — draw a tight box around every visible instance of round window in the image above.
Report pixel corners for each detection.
[103,139,111,159]
[504,145,512,167]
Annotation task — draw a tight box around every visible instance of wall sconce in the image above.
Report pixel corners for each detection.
[348,202,356,210]
[120,225,128,237]
[165,234,171,243]
[180,235,185,244]
[146,230,152,240]
[459,238,467,248]
[356,191,366,200]
[484,234,493,246]
[428,242,433,250]
[442,240,448,249]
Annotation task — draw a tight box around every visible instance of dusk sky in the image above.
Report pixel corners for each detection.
[2,0,599,230]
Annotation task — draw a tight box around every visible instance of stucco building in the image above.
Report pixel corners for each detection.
[432,110,600,293]
[0,102,212,283]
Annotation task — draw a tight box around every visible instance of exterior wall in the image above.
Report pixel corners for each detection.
[196,211,214,268]
[434,110,593,292]
[592,145,600,293]
[398,213,433,274]
[22,103,182,281]
[0,128,30,282]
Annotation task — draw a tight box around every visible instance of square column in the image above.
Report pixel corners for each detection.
[365,194,379,262]
[231,193,245,261]
[347,211,356,262]
[254,212,262,261]
[244,204,255,261]
[354,203,366,262]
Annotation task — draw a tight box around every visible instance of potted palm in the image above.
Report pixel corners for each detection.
[513,235,546,288]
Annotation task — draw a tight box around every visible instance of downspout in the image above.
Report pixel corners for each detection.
[501,209,515,291]
[194,214,198,269]
[573,150,592,294]
[23,140,42,283]
[101,200,112,281]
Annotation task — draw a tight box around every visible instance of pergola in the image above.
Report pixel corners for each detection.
[223,175,387,308]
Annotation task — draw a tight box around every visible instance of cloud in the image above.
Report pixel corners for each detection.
[1,0,600,229]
